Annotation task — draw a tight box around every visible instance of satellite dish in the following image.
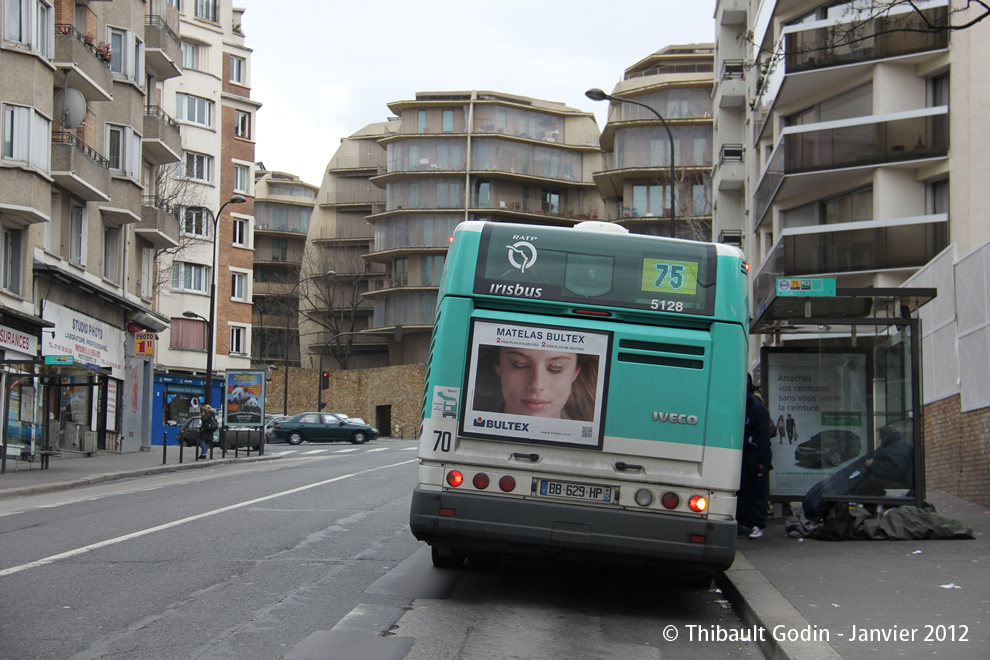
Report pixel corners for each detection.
[54,87,86,129]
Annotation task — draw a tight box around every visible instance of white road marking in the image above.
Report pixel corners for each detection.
[334,448,360,453]
[0,459,416,578]
[364,447,389,453]
[399,446,417,451]
[301,449,329,455]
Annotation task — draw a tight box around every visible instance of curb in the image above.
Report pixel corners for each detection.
[0,453,281,500]
[716,551,842,660]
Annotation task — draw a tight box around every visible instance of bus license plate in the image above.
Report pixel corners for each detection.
[539,479,612,502]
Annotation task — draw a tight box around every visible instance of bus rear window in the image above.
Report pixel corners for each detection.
[474,223,716,315]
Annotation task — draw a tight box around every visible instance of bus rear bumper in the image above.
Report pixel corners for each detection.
[410,487,736,571]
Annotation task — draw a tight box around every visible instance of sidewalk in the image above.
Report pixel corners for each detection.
[1,450,986,660]
[717,489,988,660]
[0,444,278,499]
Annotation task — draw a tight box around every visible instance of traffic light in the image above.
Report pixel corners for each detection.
[320,371,330,389]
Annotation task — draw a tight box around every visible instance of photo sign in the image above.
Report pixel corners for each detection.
[224,370,266,426]
[461,319,611,448]
[762,349,872,498]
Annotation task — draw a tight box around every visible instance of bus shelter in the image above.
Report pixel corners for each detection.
[749,281,936,510]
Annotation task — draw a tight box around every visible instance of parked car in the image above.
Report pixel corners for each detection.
[177,417,205,448]
[795,430,862,467]
[272,412,379,445]
[264,415,290,442]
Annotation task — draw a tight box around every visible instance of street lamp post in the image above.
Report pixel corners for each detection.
[185,194,246,410]
[282,270,335,415]
[586,87,677,239]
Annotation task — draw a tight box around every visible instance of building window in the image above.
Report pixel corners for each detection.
[233,164,249,192]
[229,55,244,84]
[271,239,287,262]
[105,124,140,176]
[176,93,213,128]
[421,255,444,286]
[181,41,203,70]
[140,246,153,299]
[170,317,207,350]
[442,109,454,133]
[108,27,144,84]
[172,262,209,293]
[229,326,246,355]
[103,227,119,281]
[823,188,873,225]
[631,184,671,217]
[194,0,217,22]
[182,151,212,182]
[231,272,246,300]
[930,179,949,215]
[1,226,22,294]
[1,103,51,171]
[394,257,408,287]
[234,110,250,138]
[418,109,427,134]
[69,204,87,265]
[4,0,52,57]
[232,218,247,246]
[181,207,209,237]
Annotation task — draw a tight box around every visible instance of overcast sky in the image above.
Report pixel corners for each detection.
[235,1,718,185]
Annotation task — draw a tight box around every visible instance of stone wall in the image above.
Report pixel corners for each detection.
[263,363,426,439]
[924,394,990,506]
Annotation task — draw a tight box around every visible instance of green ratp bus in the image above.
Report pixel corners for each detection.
[409,220,750,575]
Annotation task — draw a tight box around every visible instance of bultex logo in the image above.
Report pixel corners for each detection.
[473,416,530,431]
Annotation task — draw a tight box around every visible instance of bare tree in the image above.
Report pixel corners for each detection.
[296,242,384,371]
[148,161,209,298]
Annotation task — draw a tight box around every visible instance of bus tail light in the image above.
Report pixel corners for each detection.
[498,475,516,492]
[661,492,680,509]
[472,473,490,489]
[634,489,653,506]
[688,495,708,512]
[446,470,464,487]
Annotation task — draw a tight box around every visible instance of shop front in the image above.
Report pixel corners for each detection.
[0,310,52,474]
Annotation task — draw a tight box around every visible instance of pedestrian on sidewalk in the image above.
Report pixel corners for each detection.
[738,374,772,539]
[199,405,217,460]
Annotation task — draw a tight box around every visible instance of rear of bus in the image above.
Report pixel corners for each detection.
[409,221,749,573]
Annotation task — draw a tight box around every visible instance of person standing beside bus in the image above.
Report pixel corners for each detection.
[738,375,773,539]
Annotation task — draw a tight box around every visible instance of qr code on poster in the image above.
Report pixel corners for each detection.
[582,426,592,438]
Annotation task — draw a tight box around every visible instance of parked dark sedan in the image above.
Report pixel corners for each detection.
[177,417,205,448]
[272,412,379,445]
[795,429,862,467]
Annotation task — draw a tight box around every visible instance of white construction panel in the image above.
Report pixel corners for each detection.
[959,326,990,412]
[954,248,987,336]
[924,325,960,404]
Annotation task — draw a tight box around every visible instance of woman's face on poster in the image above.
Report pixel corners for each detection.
[495,347,581,418]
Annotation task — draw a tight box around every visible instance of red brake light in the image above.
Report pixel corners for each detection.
[472,473,490,489]
[498,475,516,492]
[446,470,464,487]
[688,495,708,512]
[661,492,680,509]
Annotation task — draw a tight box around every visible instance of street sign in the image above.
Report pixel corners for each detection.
[44,355,74,365]
[776,277,837,297]
[135,332,156,357]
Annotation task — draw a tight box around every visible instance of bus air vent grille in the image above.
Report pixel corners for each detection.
[618,353,704,369]
[618,339,705,356]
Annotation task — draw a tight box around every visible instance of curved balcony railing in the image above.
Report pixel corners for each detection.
[52,130,110,168]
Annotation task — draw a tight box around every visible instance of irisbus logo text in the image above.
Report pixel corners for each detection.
[473,416,530,431]
[652,412,699,425]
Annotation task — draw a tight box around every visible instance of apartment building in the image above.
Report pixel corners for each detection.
[1,0,182,464]
[299,122,390,373]
[250,167,317,368]
[714,0,990,504]
[592,44,716,241]
[152,0,259,442]
[349,91,602,365]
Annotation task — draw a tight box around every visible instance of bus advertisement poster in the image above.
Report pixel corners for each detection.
[762,348,873,498]
[224,370,266,426]
[461,319,610,448]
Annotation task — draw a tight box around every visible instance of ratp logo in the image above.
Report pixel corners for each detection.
[506,241,537,273]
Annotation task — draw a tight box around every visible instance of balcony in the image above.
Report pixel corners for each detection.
[716,143,745,191]
[0,168,50,225]
[718,0,747,26]
[137,196,180,249]
[716,59,746,108]
[468,194,602,222]
[752,215,949,305]
[754,108,949,222]
[53,25,112,102]
[51,131,111,202]
[99,177,142,226]
[145,6,182,81]
[143,106,181,165]
[371,291,438,328]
